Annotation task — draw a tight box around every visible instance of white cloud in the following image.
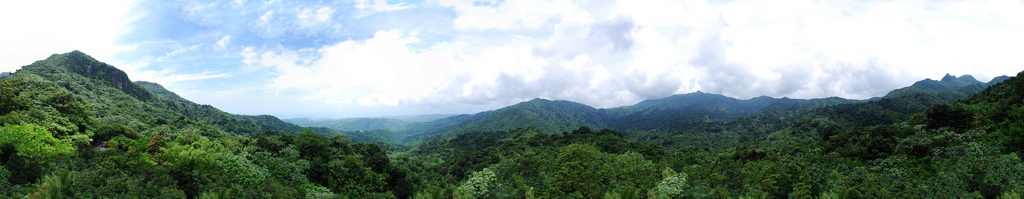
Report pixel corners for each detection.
[263,30,443,106]
[440,0,576,35]
[260,10,274,23]
[216,35,232,48]
[244,0,1024,114]
[294,6,336,29]
[174,0,1024,117]
[0,0,139,72]
[316,7,334,22]
[355,0,413,12]
[139,70,233,86]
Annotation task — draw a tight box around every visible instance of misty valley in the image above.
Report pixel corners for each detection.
[2,51,1024,198]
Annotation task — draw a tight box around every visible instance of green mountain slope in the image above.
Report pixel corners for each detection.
[398,98,610,143]
[135,74,394,143]
[882,73,998,102]
[398,93,850,145]
[31,50,153,101]
[394,114,478,141]
[393,70,1024,199]
[399,72,1009,149]
[607,92,782,131]
[8,51,391,143]
[454,98,610,135]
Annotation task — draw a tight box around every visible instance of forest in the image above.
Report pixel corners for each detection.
[1,51,1023,198]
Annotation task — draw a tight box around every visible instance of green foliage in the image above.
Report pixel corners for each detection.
[650,167,689,199]
[454,168,497,199]
[819,189,851,199]
[26,171,70,199]
[999,187,1024,199]
[604,187,641,199]
[926,104,974,130]
[0,166,10,195]
[414,188,449,199]
[549,143,608,198]
[0,124,75,164]
[982,154,1024,197]
[908,113,927,125]
[198,188,232,199]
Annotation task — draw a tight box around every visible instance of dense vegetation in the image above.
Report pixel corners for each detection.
[1,51,1023,198]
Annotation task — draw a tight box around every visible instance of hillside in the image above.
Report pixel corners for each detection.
[394,72,1009,149]
[393,70,1024,198]
[0,51,413,198]
[395,93,843,146]
[606,92,782,131]
[395,93,795,144]
[7,51,391,143]
[883,73,1005,103]
[451,99,609,135]
[396,98,610,143]
[136,73,394,143]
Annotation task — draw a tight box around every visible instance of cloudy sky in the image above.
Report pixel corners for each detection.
[2,0,1023,118]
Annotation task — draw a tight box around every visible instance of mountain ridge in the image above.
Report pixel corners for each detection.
[365,73,1013,145]
[8,51,393,143]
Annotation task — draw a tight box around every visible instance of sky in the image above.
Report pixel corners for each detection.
[2,0,1024,119]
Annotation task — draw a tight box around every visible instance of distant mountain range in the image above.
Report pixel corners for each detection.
[290,72,1010,146]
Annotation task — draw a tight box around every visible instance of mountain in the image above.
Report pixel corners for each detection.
[34,50,154,101]
[882,73,999,103]
[401,72,1024,198]
[397,93,846,145]
[0,72,9,78]
[606,92,782,131]
[6,51,392,143]
[0,52,415,198]
[394,113,480,141]
[989,75,1011,85]
[395,72,1014,148]
[398,98,610,143]
[453,98,609,135]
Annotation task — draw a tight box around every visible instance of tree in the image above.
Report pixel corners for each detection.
[650,167,689,199]
[295,129,328,159]
[0,124,75,164]
[549,143,607,198]
[454,168,498,199]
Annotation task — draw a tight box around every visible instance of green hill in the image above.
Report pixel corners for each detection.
[397,98,610,143]
[607,92,782,131]
[398,72,1008,149]
[6,51,392,143]
[0,51,411,198]
[396,71,1024,198]
[882,73,1001,103]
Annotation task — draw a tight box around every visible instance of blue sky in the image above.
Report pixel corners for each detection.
[3,0,1024,119]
